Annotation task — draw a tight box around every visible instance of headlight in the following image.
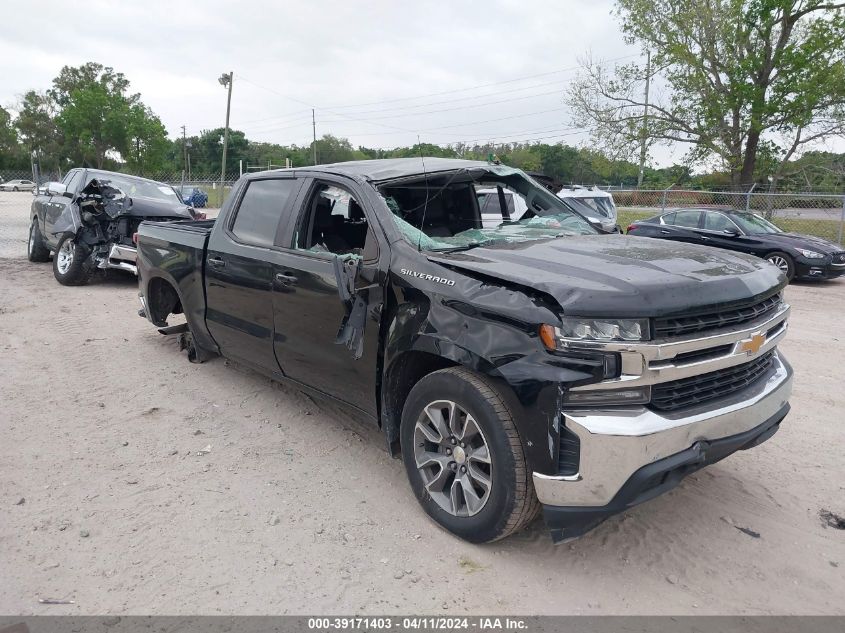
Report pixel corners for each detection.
[796,248,824,259]
[539,318,649,349]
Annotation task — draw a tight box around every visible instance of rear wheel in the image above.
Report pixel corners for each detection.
[400,367,540,543]
[27,219,50,262]
[12,186,19,192]
[52,235,94,286]
[766,251,795,281]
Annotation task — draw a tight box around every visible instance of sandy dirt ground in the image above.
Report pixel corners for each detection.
[0,190,843,615]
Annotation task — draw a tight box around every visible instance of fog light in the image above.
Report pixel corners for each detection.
[565,387,651,406]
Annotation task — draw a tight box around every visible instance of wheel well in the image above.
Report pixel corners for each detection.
[147,277,183,324]
[381,350,457,455]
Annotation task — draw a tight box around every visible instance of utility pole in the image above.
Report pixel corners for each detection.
[218,71,234,207]
[637,51,651,188]
[312,108,317,165]
[180,125,187,192]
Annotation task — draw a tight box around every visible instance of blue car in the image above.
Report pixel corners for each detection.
[178,186,208,208]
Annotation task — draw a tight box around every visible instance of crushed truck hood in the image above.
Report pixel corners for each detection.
[125,196,193,219]
[428,234,785,318]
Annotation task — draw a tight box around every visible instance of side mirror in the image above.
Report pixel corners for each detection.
[45,182,67,197]
[723,228,740,237]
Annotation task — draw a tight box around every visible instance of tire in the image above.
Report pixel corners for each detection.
[400,366,540,543]
[27,219,50,262]
[52,234,94,286]
[12,186,19,192]
[766,251,795,281]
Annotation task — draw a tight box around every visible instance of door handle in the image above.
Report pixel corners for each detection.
[275,273,298,285]
[699,235,711,241]
[660,229,671,234]
[207,257,226,268]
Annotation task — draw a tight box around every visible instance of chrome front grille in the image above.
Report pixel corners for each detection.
[653,294,782,338]
[565,301,790,408]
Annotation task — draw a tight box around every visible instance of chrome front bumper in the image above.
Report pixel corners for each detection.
[97,243,137,275]
[535,352,792,508]
[534,302,793,509]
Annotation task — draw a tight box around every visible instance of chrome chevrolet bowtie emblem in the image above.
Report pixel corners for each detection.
[739,332,766,355]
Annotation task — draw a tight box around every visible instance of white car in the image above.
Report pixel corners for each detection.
[0,179,36,192]
[556,186,619,232]
[477,187,529,228]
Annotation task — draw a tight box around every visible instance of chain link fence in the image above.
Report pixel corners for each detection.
[613,187,845,245]
[0,169,238,207]
[5,168,844,244]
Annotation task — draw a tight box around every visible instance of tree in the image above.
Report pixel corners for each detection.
[0,107,27,169]
[125,104,170,174]
[56,78,131,167]
[14,91,64,172]
[312,134,359,164]
[568,0,845,187]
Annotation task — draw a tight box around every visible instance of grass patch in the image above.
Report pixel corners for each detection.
[617,208,844,245]
[197,185,233,207]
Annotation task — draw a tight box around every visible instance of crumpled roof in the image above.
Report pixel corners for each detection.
[250,158,517,183]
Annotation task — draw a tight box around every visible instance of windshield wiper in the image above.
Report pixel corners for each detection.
[429,242,486,253]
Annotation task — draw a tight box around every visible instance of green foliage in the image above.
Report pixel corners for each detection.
[570,1,845,186]
[10,62,170,172]
[14,91,64,171]
[0,107,26,169]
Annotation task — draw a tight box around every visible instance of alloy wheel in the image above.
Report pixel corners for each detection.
[767,255,789,273]
[56,239,75,275]
[28,225,35,256]
[413,400,492,517]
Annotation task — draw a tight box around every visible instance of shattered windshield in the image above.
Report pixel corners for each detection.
[560,196,616,220]
[379,166,597,252]
[87,172,180,203]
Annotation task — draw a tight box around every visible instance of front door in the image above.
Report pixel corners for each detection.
[271,178,385,416]
[694,212,759,255]
[42,169,85,248]
[204,176,302,374]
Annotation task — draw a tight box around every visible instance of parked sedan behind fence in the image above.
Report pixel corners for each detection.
[0,179,36,192]
[627,207,845,281]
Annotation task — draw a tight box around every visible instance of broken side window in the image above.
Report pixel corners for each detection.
[293,183,372,258]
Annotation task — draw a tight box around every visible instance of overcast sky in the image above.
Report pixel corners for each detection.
[2,0,684,166]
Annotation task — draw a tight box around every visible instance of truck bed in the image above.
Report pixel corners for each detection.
[137,218,216,332]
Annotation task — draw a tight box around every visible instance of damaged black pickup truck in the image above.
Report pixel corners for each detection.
[28,169,199,285]
[137,158,793,543]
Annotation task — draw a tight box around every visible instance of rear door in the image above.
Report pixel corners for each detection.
[270,175,386,416]
[204,175,303,374]
[656,209,703,244]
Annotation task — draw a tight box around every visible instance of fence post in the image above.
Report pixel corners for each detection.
[661,184,674,212]
[745,183,756,212]
[839,195,845,246]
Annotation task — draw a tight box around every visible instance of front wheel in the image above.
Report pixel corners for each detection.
[27,219,50,262]
[766,251,795,281]
[52,235,94,286]
[400,367,540,543]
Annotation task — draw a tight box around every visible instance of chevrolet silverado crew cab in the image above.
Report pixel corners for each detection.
[136,158,793,543]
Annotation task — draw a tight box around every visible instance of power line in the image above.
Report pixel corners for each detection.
[243,106,569,136]
[238,75,419,134]
[235,53,642,136]
[319,54,640,109]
